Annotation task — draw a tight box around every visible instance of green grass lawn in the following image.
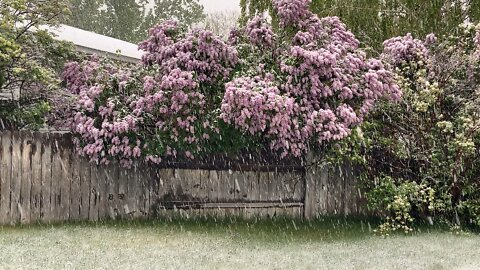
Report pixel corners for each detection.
[0,218,479,270]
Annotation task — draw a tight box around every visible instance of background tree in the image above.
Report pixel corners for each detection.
[67,0,106,35]
[66,0,205,43]
[101,0,152,42]
[240,0,480,52]
[195,11,240,38]
[147,0,206,28]
[0,0,77,129]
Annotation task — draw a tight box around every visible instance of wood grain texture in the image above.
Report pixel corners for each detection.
[0,132,12,224]
[10,132,22,224]
[20,133,32,224]
[0,131,365,224]
[40,138,52,223]
[30,138,42,222]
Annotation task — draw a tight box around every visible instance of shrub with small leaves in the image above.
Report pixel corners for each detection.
[340,22,480,233]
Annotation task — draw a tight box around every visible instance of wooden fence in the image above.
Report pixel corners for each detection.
[0,131,366,225]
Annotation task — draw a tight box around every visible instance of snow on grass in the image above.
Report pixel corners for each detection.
[0,218,478,269]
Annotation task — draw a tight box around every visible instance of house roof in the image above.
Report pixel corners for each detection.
[50,24,144,63]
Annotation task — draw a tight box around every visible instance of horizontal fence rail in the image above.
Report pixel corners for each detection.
[0,131,366,225]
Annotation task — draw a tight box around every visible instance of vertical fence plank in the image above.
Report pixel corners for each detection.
[105,163,118,219]
[89,165,99,222]
[249,171,260,202]
[40,137,52,223]
[212,170,225,218]
[274,172,286,218]
[190,170,203,201]
[199,170,210,218]
[242,171,254,203]
[237,171,249,218]
[210,170,220,203]
[146,165,160,216]
[20,133,33,224]
[293,171,305,218]
[59,148,71,221]
[135,166,145,217]
[353,166,364,215]
[130,166,139,218]
[267,171,277,218]
[325,166,333,215]
[336,164,345,216]
[98,165,109,220]
[342,165,351,216]
[209,170,221,218]
[0,132,12,224]
[10,132,22,224]
[220,170,233,217]
[138,165,151,218]
[118,168,128,217]
[231,171,242,201]
[189,170,202,217]
[69,154,81,221]
[258,172,270,217]
[51,139,62,222]
[79,159,91,220]
[304,167,316,220]
[278,171,294,218]
[142,166,153,218]
[248,171,261,218]
[156,168,171,217]
[30,136,42,223]
[178,169,195,218]
[316,166,328,217]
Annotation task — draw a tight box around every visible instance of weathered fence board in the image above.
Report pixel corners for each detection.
[40,140,52,222]
[31,138,42,221]
[20,133,32,224]
[0,133,11,222]
[10,133,22,224]
[70,156,80,220]
[88,165,99,222]
[0,131,366,225]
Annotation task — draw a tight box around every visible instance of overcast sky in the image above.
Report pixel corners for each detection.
[198,0,241,13]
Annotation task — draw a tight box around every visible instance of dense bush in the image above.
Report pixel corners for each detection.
[335,22,480,232]
[60,23,253,166]
[60,0,399,165]
[222,0,401,158]
[0,0,76,129]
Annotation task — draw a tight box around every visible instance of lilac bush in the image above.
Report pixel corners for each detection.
[381,33,429,65]
[245,15,276,48]
[62,21,240,165]
[139,20,238,84]
[61,56,140,166]
[61,0,401,165]
[134,21,240,161]
[220,0,401,158]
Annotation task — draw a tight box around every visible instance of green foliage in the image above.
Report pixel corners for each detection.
[0,0,77,129]
[66,0,206,43]
[331,23,480,233]
[368,176,439,234]
[240,0,480,51]
[0,101,51,130]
